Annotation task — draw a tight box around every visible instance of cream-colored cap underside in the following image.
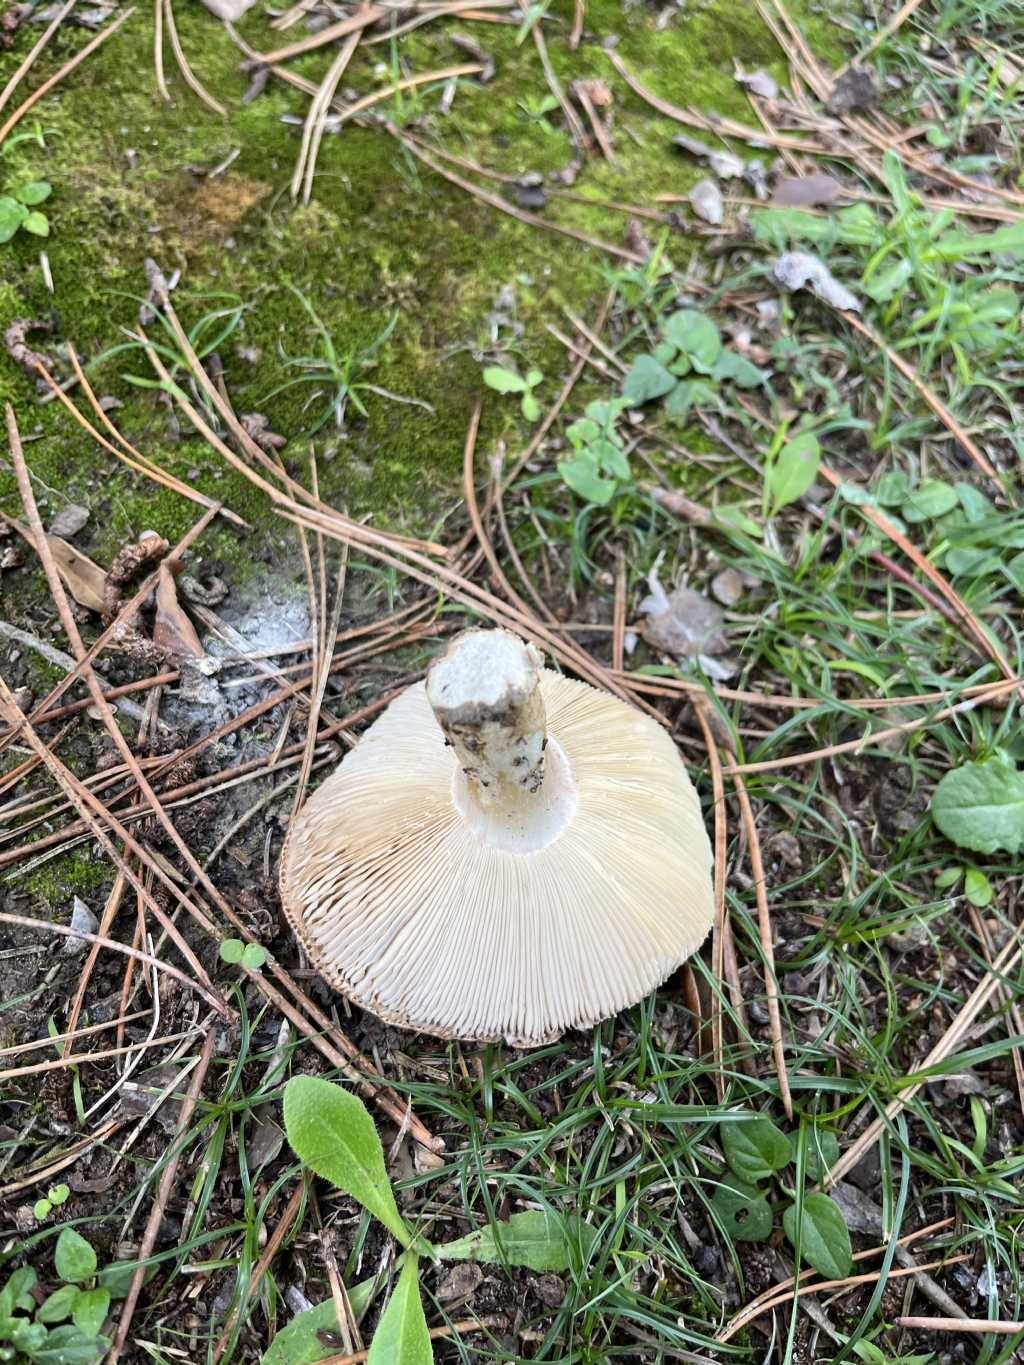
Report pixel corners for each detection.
[280,671,714,1046]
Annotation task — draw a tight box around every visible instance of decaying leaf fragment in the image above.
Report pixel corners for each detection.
[773,250,861,312]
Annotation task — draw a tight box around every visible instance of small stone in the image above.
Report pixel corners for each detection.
[532,1273,565,1307]
[710,567,745,605]
[49,503,90,538]
[63,897,98,955]
[436,1263,482,1303]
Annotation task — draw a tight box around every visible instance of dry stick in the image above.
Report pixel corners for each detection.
[330,61,483,129]
[693,704,729,1099]
[612,555,625,674]
[153,0,169,100]
[0,0,77,116]
[0,1119,124,1197]
[254,5,386,65]
[894,1317,1024,1336]
[569,0,583,48]
[0,501,223,760]
[163,0,225,114]
[533,24,587,150]
[723,1218,956,1339]
[837,0,924,73]
[0,912,221,1007]
[719,1254,972,1344]
[108,1028,217,1365]
[816,465,1014,681]
[391,129,645,265]
[37,358,247,528]
[727,752,792,1119]
[842,313,1002,486]
[0,1010,149,1061]
[361,0,514,46]
[317,1318,508,1365]
[825,920,1024,1190]
[5,405,230,997]
[605,49,824,154]
[720,675,1021,776]
[66,873,128,1050]
[64,349,248,527]
[293,29,361,202]
[0,7,135,144]
[0,680,228,1016]
[574,82,615,161]
[967,905,1024,1114]
[0,1031,196,1081]
[210,1181,306,1362]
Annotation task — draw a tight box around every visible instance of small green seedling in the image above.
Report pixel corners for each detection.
[712,1111,852,1281]
[935,865,993,906]
[0,1228,117,1363]
[32,1184,70,1223]
[516,93,560,133]
[558,398,631,505]
[219,938,268,970]
[483,363,544,421]
[278,1076,593,1364]
[0,181,51,243]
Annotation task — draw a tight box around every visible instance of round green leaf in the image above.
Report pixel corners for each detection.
[15,180,51,205]
[72,1286,110,1338]
[521,391,541,422]
[710,1177,773,1244]
[34,1198,53,1220]
[931,753,1024,854]
[621,354,676,404]
[558,456,617,506]
[712,348,766,388]
[219,938,245,964]
[722,1113,791,1182]
[49,1183,70,1206]
[240,942,267,970]
[662,309,722,372]
[783,1193,852,1279]
[901,478,959,523]
[283,1076,415,1248]
[964,867,993,907]
[21,211,49,237]
[0,196,28,243]
[37,1282,78,1324]
[55,1228,97,1284]
[438,1209,595,1272]
[483,365,527,394]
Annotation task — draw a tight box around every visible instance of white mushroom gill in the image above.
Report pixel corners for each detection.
[280,627,715,1046]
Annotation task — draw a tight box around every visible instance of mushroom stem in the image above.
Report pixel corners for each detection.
[427,628,547,806]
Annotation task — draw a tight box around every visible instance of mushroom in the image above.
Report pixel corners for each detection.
[280,627,714,1046]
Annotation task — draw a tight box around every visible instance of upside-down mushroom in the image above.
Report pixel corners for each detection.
[280,627,714,1045]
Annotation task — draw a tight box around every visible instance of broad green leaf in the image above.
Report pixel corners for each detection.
[283,1076,413,1247]
[787,1129,840,1181]
[750,202,880,249]
[931,753,1024,854]
[73,1287,110,1338]
[32,1324,108,1364]
[55,1228,98,1284]
[621,354,676,404]
[0,195,28,242]
[933,221,1024,261]
[483,365,527,394]
[583,397,628,426]
[652,340,676,365]
[219,938,245,964]
[9,1320,48,1352]
[558,456,617,505]
[901,479,959,523]
[722,1114,791,1182]
[241,942,267,970]
[664,378,716,424]
[16,180,51,205]
[875,470,910,506]
[954,482,994,523]
[766,432,820,514]
[934,866,962,890]
[964,867,993,907]
[96,1259,157,1299]
[438,1209,594,1272]
[710,1177,773,1243]
[521,392,540,422]
[262,1280,378,1365]
[5,1266,36,1312]
[662,309,721,373]
[712,348,766,388]
[524,368,542,387]
[783,1193,852,1279]
[22,210,49,237]
[566,416,599,448]
[366,1255,431,1365]
[38,1282,79,1323]
[589,436,629,480]
[944,547,1000,577]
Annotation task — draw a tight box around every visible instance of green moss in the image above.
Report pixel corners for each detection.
[0,0,841,576]
[21,848,109,905]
